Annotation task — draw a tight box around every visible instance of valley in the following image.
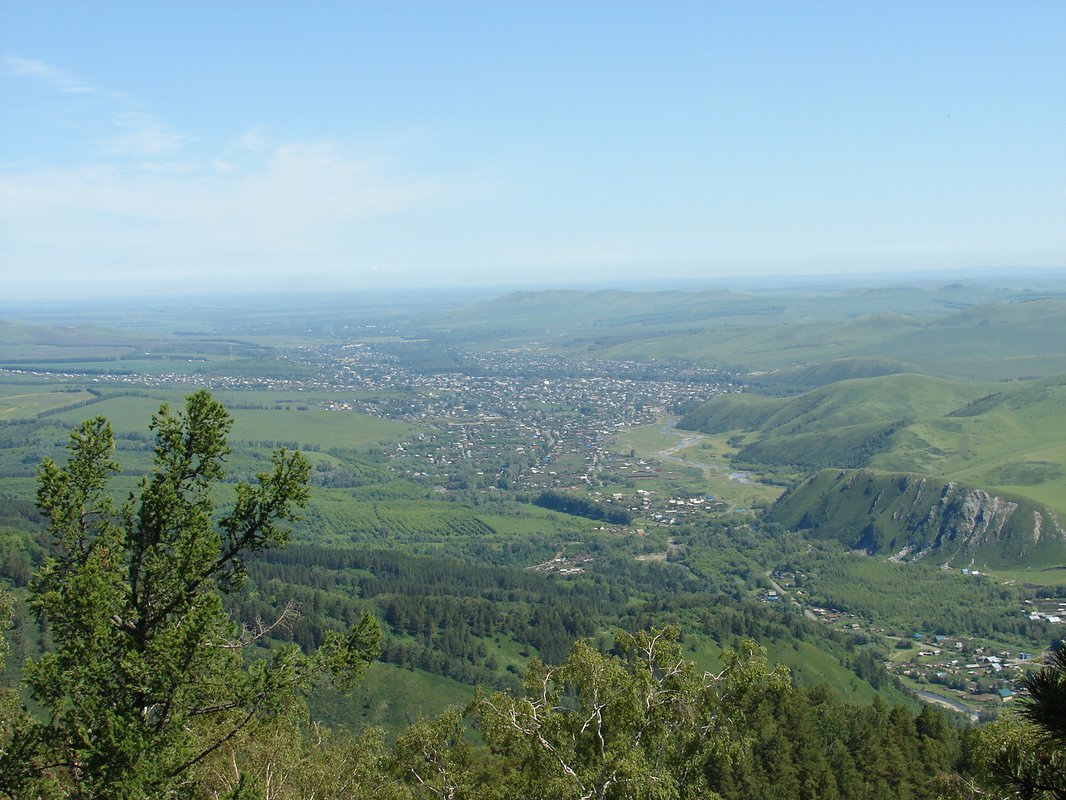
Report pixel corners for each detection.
[2,276,1064,734]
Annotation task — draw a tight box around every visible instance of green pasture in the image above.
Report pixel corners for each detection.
[44,392,198,432]
[887,379,1066,514]
[228,408,415,449]
[0,477,39,503]
[611,420,682,453]
[31,390,414,451]
[982,566,1066,587]
[0,387,100,421]
[476,510,597,536]
[208,387,406,407]
[295,496,498,545]
[683,437,738,463]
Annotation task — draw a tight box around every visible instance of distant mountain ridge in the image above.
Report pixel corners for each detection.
[434,290,1066,382]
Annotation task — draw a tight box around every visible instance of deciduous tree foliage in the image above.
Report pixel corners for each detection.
[0,391,379,800]
[472,626,790,800]
[173,625,973,800]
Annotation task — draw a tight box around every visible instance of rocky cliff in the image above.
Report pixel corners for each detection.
[768,468,1066,569]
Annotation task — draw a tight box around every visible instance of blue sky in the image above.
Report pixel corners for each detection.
[1,1,1064,298]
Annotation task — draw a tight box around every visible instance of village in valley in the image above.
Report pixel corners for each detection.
[2,337,1061,723]
[765,569,1065,716]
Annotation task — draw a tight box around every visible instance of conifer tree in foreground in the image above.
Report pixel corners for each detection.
[0,391,379,800]
[976,646,1066,800]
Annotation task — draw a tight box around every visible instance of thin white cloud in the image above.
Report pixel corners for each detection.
[5,56,188,163]
[0,140,442,277]
[233,127,268,155]
[100,112,188,157]
[4,56,95,94]
[214,127,269,172]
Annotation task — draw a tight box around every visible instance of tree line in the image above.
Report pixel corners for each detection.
[533,489,634,525]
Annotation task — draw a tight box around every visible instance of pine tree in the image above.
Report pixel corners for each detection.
[0,392,378,800]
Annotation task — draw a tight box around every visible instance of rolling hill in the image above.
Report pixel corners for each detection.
[433,287,1066,382]
[680,372,1066,568]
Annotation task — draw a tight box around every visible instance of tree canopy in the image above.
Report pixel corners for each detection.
[0,391,378,800]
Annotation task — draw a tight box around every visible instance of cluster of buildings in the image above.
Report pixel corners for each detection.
[1024,597,1065,624]
[768,573,1055,712]
[892,637,1035,704]
[337,350,738,494]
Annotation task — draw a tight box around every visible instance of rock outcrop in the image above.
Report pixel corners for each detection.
[769,468,1066,569]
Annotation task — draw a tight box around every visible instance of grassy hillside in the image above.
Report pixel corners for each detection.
[684,374,1066,506]
[768,468,1066,569]
[636,300,1066,380]
[754,356,916,391]
[874,376,1066,515]
[681,371,1066,568]
[681,374,984,470]
[673,393,781,434]
[457,294,1066,382]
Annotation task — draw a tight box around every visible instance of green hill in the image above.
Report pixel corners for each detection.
[768,468,1066,569]
[665,300,1066,380]
[674,393,781,434]
[875,375,1066,513]
[756,356,916,391]
[682,371,1066,567]
[680,373,983,471]
[466,294,1066,382]
[432,287,1066,382]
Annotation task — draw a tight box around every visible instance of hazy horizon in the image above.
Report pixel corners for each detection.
[3,265,1065,316]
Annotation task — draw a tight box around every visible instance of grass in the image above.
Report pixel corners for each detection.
[676,631,904,707]
[228,408,415,449]
[0,387,100,421]
[767,639,881,703]
[612,420,784,509]
[476,510,597,536]
[309,662,474,736]
[683,372,1066,524]
[611,420,685,453]
[28,389,415,451]
[983,566,1066,587]
[44,391,194,433]
[598,298,1066,381]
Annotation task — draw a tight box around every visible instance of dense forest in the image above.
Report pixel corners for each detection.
[533,490,635,525]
